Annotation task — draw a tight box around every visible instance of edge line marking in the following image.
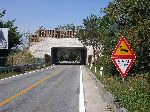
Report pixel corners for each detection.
[0,67,66,107]
[79,66,85,112]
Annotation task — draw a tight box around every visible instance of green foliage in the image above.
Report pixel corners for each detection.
[82,0,150,111]
[102,0,150,73]
[100,73,150,112]
[0,10,22,57]
[77,14,100,47]
[88,65,150,112]
[7,50,44,66]
[0,10,6,18]
[87,65,150,112]
[0,71,19,79]
[55,23,83,31]
[77,14,102,64]
[57,50,81,62]
[79,0,150,75]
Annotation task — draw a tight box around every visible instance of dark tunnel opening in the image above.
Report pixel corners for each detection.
[51,47,87,65]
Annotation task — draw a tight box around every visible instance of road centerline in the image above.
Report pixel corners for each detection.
[0,66,68,107]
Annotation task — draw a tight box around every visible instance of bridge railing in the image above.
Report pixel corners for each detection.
[0,57,51,73]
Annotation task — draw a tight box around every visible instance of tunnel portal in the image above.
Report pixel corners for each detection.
[51,47,87,65]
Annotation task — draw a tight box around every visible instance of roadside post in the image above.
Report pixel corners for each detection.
[111,36,136,81]
[90,63,93,69]
[100,67,103,76]
[94,66,96,73]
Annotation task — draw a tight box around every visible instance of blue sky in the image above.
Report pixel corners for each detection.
[0,0,111,33]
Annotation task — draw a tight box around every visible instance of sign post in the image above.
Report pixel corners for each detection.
[111,36,136,79]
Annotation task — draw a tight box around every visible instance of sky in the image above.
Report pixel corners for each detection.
[0,0,111,33]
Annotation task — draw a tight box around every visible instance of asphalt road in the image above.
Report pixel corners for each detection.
[0,65,80,112]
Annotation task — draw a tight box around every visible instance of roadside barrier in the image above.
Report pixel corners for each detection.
[0,62,51,73]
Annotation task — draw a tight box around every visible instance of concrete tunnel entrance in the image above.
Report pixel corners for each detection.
[51,47,87,65]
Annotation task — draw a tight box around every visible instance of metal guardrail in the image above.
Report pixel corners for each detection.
[0,62,51,73]
[0,55,52,73]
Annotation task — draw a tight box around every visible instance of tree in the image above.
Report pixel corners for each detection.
[0,10,22,57]
[55,24,75,31]
[77,0,150,74]
[57,50,81,62]
[55,23,83,31]
[103,0,150,73]
[77,14,100,64]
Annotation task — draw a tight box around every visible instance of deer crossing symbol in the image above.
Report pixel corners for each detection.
[120,46,128,52]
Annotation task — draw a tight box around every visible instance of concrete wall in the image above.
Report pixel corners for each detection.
[29,38,93,64]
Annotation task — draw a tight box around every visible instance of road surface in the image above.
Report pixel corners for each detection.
[0,65,81,112]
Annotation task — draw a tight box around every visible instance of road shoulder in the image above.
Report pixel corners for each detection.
[82,66,126,112]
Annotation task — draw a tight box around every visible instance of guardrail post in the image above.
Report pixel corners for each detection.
[95,66,97,73]
[11,57,14,66]
[100,67,103,76]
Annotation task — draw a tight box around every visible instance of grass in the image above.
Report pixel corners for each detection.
[88,65,150,112]
[0,71,19,79]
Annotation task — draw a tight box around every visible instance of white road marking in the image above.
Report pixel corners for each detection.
[79,66,85,112]
[0,65,54,81]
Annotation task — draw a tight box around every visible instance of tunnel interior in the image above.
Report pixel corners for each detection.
[51,47,87,65]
